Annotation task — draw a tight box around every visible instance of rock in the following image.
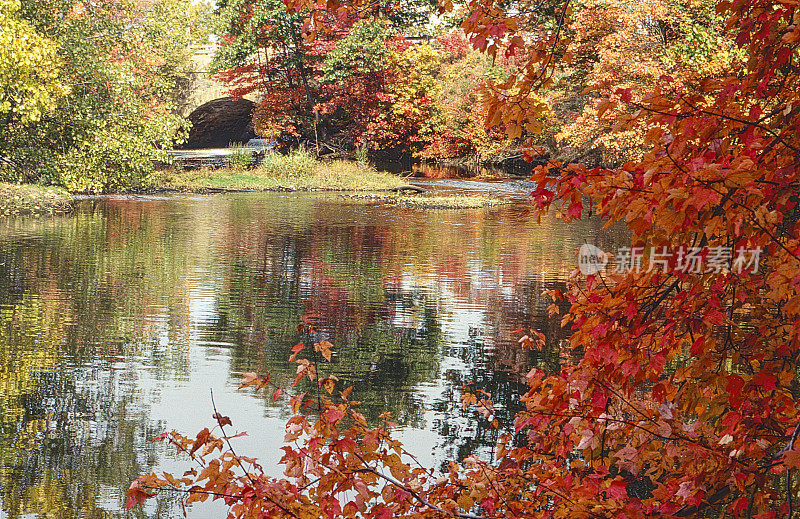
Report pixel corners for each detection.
[389,185,428,194]
[181,97,256,149]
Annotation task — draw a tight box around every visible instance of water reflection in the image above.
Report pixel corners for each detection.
[0,192,622,518]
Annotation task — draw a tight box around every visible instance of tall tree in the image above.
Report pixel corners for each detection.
[0,0,66,129]
[551,0,742,165]
[213,0,325,141]
[319,20,443,155]
[212,0,443,155]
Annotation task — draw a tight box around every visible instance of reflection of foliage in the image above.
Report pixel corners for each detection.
[0,203,222,518]
[324,303,444,425]
[318,225,386,308]
[0,295,62,457]
[208,219,444,424]
[2,387,179,519]
[0,290,180,519]
[0,193,615,517]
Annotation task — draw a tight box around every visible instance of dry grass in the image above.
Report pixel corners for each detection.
[0,183,73,216]
[153,150,408,192]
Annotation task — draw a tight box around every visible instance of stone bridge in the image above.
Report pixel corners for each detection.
[176,44,259,149]
[176,44,228,117]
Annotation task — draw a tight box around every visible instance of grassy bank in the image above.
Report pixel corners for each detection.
[0,183,73,216]
[153,151,409,192]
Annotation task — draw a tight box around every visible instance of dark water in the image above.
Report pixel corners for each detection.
[0,191,621,518]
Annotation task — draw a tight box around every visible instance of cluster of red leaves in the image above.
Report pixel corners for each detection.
[437,31,469,62]
[510,0,800,515]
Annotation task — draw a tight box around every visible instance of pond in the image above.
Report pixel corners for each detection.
[0,189,622,518]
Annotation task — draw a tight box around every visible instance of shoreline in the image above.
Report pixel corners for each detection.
[73,185,517,210]
[1,151,526,215]
[149,152,411,192]
[2,178,524,212]
[1,177,521,215]
[0,183,74,216]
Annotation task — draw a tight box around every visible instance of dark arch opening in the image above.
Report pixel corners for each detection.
[181,97,256,149]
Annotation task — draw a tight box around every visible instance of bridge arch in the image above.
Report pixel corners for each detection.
[181,97,256,149]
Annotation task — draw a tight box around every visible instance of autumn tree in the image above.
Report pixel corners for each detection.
[128,0,800,518]
[1,0,208,192]
[364,40,443,155]
[546,0,743,165]
[212,0,326,141]
[212,0,445,155]
[318,20,444,156]
[0,0,66,129]
[316,19,395,151]
[420,30,531,161]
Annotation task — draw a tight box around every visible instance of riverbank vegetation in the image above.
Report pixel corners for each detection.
[153,150,408,192]
[1,0,742,192]
[210,0,740,169]
[0,0,208,193]
[0,183,72,216]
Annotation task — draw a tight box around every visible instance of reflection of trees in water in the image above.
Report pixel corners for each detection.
[0,202,196,355]
[218,269,445,426]
[0,217,197,519]
[171,196,615,464]
[426,278,574,470]
[0,194,624,515]
[0,297,186,519]
[324,303,443,426]
[202,209,446,426]
[3,375,165,519]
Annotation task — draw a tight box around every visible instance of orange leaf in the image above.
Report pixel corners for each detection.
[315,340,334,362]
[340,386,354,400]
[239,372,258,389]
[289,343,305,361]
[784,450,800,469]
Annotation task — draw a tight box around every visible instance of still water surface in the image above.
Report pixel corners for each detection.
[0,190,621,518]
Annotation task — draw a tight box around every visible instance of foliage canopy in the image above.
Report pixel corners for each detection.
[0,0,209,192]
